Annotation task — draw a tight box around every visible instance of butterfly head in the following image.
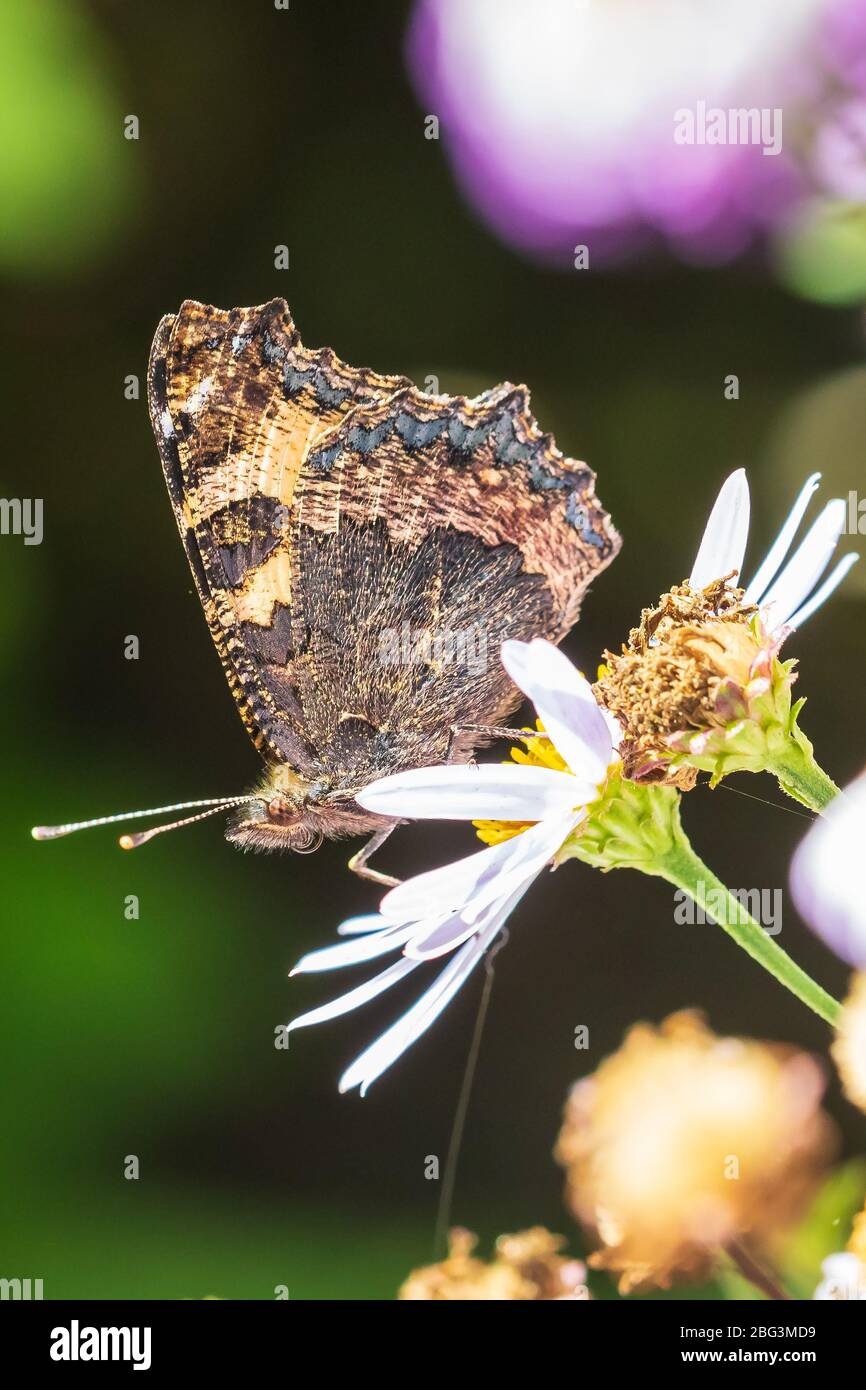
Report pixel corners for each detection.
[223,766,325,854]
[224,794,323,854]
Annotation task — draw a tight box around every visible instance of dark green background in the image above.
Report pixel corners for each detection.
[2,0,864,1298]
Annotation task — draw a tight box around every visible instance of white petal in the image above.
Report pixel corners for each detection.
[286,956,418,1031]
[404,812,584,958]
[380,838,514,922]
[380,808,579,926]
[689,469,750,589]
[785,553,859,631]
[339,890,525,1095]
[339,940,488,1095]
[336,914,391,936]
[356,762,582,821]
[404,910,481,961]
[758,498,846,632]
[290,922,419,974]
[743,472,821,604]
[790,771,866,968]
[500,638,612,782]
[459,809,580,924]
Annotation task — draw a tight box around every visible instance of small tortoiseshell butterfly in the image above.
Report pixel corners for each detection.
[34,300,619,882]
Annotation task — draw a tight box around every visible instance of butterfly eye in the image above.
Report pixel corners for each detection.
[267,795,292,820]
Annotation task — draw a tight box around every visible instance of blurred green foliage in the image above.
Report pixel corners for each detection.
[0,0,135,275]
[776,202,866,307]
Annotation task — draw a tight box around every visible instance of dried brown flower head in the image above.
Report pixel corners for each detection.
[593,578,796,789]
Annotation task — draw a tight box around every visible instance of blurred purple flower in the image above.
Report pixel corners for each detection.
[823,0,866,91]
[407,0,866,267]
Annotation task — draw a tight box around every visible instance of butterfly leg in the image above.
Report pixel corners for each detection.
[348,824,401,888]
[445,723,551,763]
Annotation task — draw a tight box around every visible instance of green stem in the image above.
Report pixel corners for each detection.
[564,772,841,1026]
[656,835,841,1027]
[766,739,840,813]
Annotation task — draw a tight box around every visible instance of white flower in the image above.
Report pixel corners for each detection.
[814,1252,866,1300]
[286,639,619,1094]
[790,769,866,967]
[689,468,858,635]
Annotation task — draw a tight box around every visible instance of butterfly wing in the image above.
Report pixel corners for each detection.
[286,381,620,786]
[148,299,620,787]
[147,298,411,769]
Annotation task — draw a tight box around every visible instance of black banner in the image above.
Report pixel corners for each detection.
[2,1295,859,1374]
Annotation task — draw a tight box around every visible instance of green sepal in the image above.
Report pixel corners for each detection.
[558,768,684,875]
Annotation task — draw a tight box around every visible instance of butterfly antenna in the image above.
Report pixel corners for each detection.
[31,796,254,846]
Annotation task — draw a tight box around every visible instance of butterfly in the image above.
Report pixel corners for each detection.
[34,299,620,883]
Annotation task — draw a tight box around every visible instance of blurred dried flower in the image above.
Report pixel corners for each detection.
[849,1201,866,1266]
[555,1010,836,1294]
[832,972,866,1112]
[398,1227,588,1300]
